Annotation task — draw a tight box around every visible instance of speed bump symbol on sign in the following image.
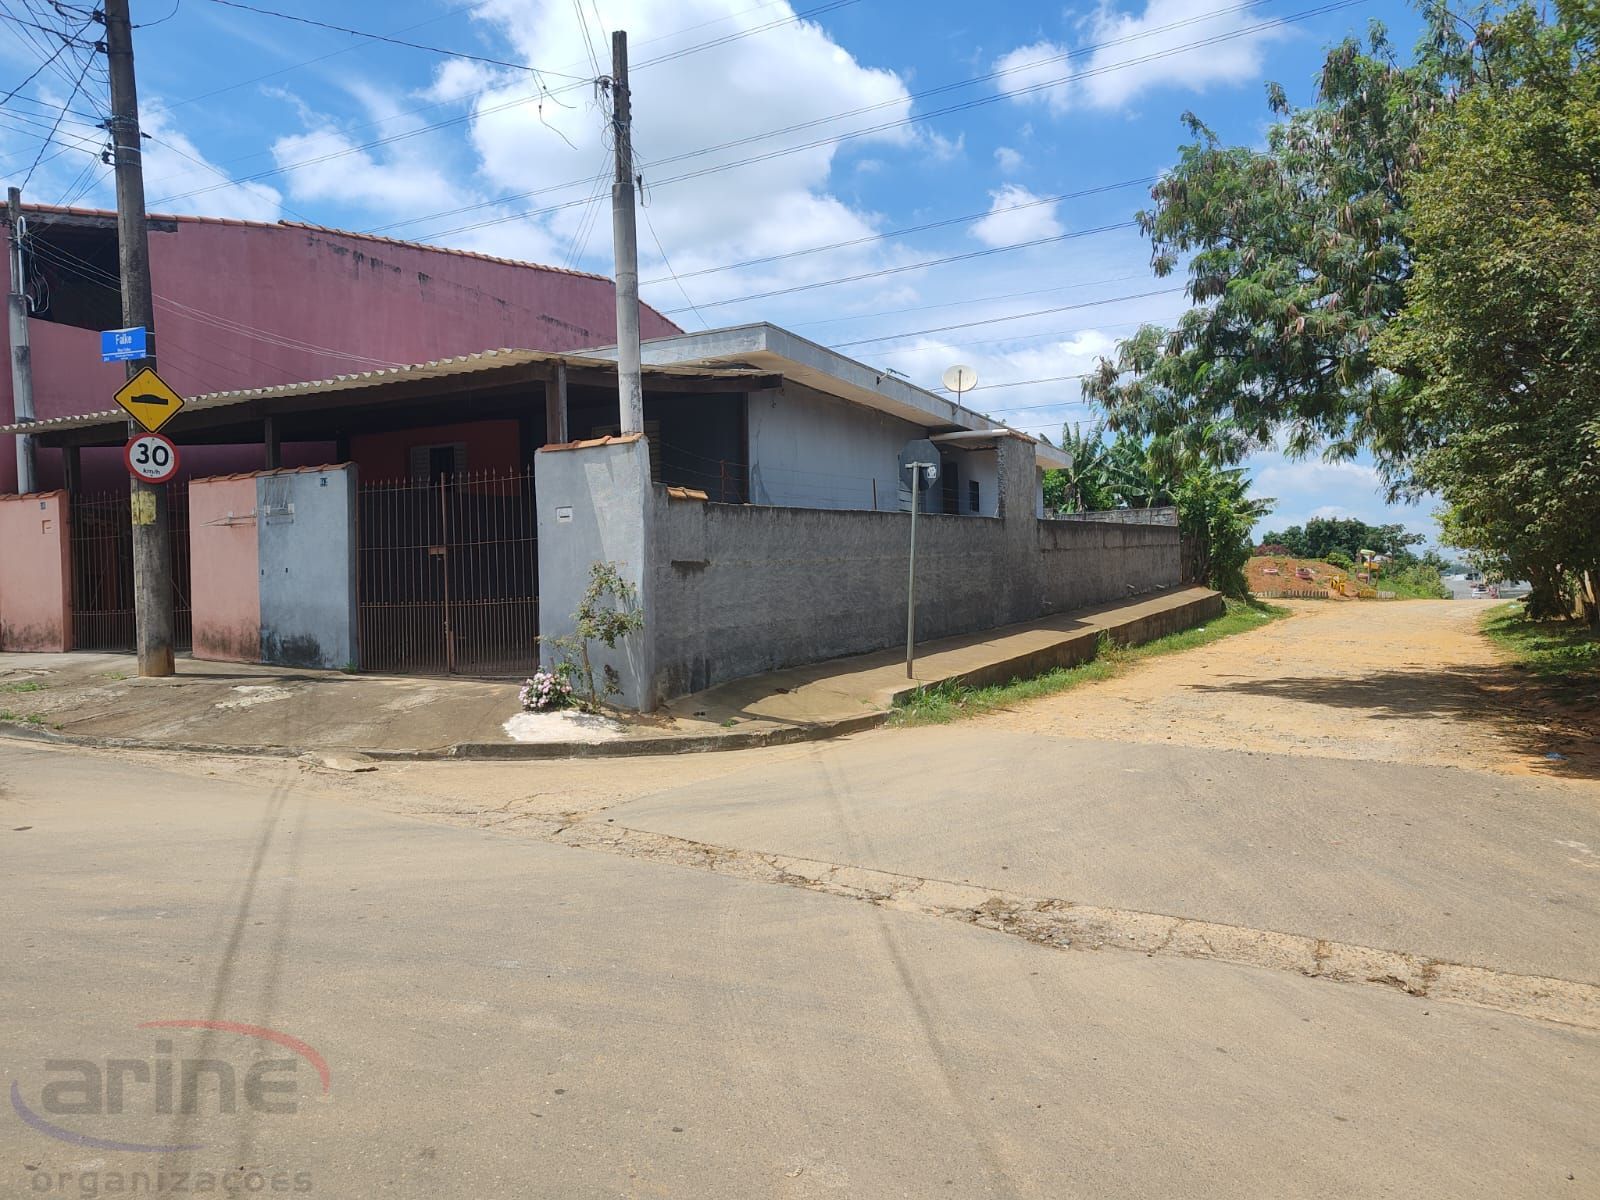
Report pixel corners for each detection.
[113,366,185,433]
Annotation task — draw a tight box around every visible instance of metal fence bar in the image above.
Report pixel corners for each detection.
[356,467,539,677]
[67,484,192,653]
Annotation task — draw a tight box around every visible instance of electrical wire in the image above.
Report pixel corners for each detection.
[659,221,1142,314]
[147,0,1301,215]
[638,176,1153,288]
[0,7,92,105]
[831,286,1185,349]
[196,0,592,82]
[27,237,406,367]
[369,0,1320,240]
[18,47,95,190]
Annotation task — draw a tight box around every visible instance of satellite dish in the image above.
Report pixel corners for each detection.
[942,364,978,398]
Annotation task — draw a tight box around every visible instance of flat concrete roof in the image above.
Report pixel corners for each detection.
[584,323,1072,470]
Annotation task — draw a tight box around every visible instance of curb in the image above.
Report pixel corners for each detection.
[0,710,889,762]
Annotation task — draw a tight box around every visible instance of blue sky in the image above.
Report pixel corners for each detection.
[0,0,1436,540]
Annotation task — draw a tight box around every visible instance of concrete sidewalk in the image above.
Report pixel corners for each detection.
[0,586,1220,758]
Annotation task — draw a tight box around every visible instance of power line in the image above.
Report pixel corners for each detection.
[637,163,709,330]
[137,0,864,202]
[411,0,1367,245]
[832,286,1185,349]
[660,221,1141,314]
[145,2,482,117]
[790,272,1153,330]
[144,0,1306,217]
[196,0,593,82]
[638,176,1154,287]
[376,0,1312,240]
[0,8,93,105]
[26,237,405,367]
[19,48,95,189]
[858,315,1153,359]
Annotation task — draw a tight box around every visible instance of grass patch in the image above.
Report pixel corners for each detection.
[1374,564,1451,600]
[0,680,44,693]
[1481,604,1600,684]
[0,709,44,725]
[892,597,1289,725]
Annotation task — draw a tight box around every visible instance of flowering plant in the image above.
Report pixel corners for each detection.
[518,668,574,712]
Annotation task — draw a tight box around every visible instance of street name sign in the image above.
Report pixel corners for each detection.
[100,326,147,363]
[113,366,185,434]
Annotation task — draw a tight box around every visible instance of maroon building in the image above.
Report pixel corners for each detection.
[0,203,679,492]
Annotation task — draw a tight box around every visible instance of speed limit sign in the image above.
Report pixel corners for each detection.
[124,433,180,484]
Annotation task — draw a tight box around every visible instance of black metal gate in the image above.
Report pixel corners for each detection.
[356,468,539,676]
[69,486,191,653]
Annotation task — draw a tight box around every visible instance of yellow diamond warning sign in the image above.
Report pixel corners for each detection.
[114,366,185,434]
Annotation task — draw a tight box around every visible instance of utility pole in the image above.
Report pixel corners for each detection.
[904,461,934,679]
[104,0,173,677]
[6,187,36,494]
[609,30,643,435]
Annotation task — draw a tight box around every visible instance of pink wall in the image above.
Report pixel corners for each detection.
[0,491,71,651]
[350,419,523,484]
[0,210,681,493]
[187,475,261,662]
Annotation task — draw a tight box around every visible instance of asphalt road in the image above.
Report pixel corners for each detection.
[3,603,1597,1198]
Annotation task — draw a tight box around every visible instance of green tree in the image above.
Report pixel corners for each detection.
[1082,12,1470,459]
[1042,421,1115,513]
[1257,517,1425,562]
[1376,2,1600,621]
[1084,1,1596,622]
[1174,463,1274,597]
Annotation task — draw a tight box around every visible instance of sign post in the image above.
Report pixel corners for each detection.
[899,437,941,681]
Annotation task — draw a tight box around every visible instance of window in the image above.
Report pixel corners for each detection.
[408,442,467,482]
[969,480,981,513]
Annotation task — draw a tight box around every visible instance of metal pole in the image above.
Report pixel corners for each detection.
[905,463,922,679]
[6,187,36,493]
[105,0,173,677]
[609,30,643,435]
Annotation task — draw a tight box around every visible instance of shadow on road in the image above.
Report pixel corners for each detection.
[1184,664,1600,780]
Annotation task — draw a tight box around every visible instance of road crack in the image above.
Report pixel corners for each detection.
[526,813,1600,1032]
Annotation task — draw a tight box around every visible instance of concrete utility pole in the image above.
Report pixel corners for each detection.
[104,0,173,677]
[609,30,643,436]
[6,187,37,494]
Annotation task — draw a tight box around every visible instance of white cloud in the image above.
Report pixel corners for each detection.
[971,184,1063,248]
[141,111,283,223]
[994,40,1071,114]
[994,146,1024,173]
[993,0,1283,114]
[441,0,920,314]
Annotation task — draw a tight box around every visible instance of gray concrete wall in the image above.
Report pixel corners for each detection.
[256,465,359,669]
[1037,520,1183,615]
[746,381,926,512]
[648,435,1155,700]
[535,436,654,710]
[534,433,1184,708]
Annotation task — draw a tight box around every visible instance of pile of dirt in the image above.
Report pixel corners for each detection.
[1248,556,1347,599]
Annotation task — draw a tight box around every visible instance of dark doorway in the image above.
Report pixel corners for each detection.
[356,468,539,676]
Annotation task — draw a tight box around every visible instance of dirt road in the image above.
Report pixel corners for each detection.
[987,598,1592,777]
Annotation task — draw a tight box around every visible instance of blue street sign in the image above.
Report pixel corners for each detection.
[100,326,147,363]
